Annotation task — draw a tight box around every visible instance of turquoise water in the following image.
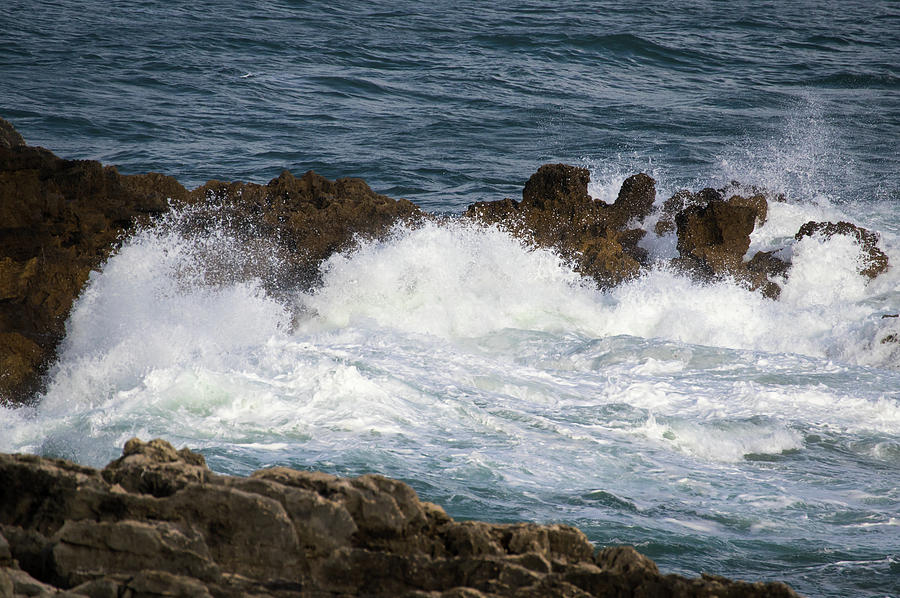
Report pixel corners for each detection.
[2,2,900,596]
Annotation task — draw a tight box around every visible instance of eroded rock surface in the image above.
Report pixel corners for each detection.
[0,117,419,405]
[0,439,800,598]
[0,115,891,406]
[465,164,654,288]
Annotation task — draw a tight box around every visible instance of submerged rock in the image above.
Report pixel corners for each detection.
[0,439,801,597]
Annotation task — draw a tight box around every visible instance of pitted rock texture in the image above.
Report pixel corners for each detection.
[465,165,654,288]
[0,439,800,598]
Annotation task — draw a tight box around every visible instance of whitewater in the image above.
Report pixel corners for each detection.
[2,167,899,597]
[2,0,899,594]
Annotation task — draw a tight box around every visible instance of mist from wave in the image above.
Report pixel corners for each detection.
[2,165,899,594]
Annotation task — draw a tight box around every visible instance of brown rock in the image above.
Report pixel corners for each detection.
[0,439,801,597]
[727,193,768,226]
[675,200,757,275]
[795,220,889,279]
[102,438,210,497]
[608,173,656,229]
[122,570,213,598]
[466,165,654,288]
[48,519,219,587]
[0,118,420,405]
[521,164,592,209]
[0,124,188,404]
[0,118,24,150]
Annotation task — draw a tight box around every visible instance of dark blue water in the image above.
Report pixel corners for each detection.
[2,1,898,211]
[3,2,900,597]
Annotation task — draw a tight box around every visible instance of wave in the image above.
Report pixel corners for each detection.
[792,72,900,89]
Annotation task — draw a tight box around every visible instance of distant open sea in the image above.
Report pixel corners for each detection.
[2,2,899,596]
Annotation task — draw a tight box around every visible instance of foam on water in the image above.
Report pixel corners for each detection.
[0,188,898,597]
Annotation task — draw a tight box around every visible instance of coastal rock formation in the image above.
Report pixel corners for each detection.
[0,115,891,404]
[671,195,783,298]
[464,164,654,287]
[0,118,418,405]
[189,169,421,283]
[0,122,184,404]
[0,439,800,598]
[795,220,889,279]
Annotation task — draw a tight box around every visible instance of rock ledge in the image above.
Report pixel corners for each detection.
[0,439,800,598]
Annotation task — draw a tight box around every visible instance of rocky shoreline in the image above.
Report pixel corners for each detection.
[0,438,800,597]
[2,115,892,596]
[0,117,889,406]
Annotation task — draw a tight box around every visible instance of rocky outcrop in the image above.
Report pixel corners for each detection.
[188,169,421,283]
[0,118,419,405]
[0,122,185,404]
[795,221,889,279]
[0,439,800,598]
[671,195,783,298]
[0,115,891,404]
[465,164,654,287]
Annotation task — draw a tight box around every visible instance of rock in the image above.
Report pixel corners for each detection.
[0,118,24,150]
[521,164,592,208]
[189,169,421,282]
[0,119,420,405]
[465,165,654,288]
[727,193,768,226]
[0,439,801,598]
[656,187,767,236]
[675,200,757,275]
[0,123,187,405]
[0,531,10,566]
[608,173,656,229]
[0,569,11,598]
[795,220,889,279]
[123,570,213,598]
[102,438,210,497]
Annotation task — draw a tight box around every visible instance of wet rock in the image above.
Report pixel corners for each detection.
[675,200,757,275]
[0,118,24,150]
[465,165,655,288]
[656,187,767,236]
[0,118,420,405]
[0,122,186,405]
[795,220,889,279]
[190,169,421,279]
[0,439,800,597]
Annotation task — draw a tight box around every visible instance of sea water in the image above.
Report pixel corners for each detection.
[1,1,898,596]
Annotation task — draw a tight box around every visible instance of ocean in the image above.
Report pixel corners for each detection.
[1,1,899,596]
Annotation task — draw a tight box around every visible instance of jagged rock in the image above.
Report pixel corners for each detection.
[0,118,24,150]
[675,200,757,275]
[0,439,795,598]
[521,163,592,208]
[656,187,767,236]
[655,189,695,235]
[189,169,421,278]
[0,123,185,405]
[795,220,889,279]
[0,118,420,405]
[0,439,800,598]
[465,165,654,288]
[727,193,768,226]
[102,438,210,497]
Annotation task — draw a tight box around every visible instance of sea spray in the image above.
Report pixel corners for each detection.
[0,194,897,597]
